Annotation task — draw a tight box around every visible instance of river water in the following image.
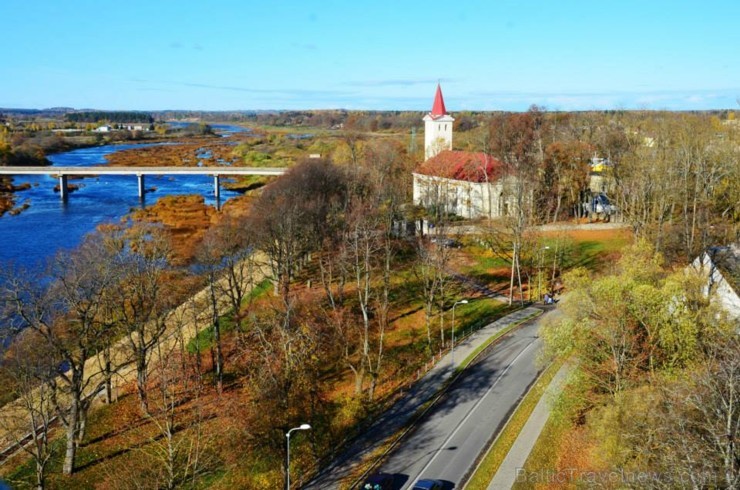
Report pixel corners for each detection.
[0,124,248,270]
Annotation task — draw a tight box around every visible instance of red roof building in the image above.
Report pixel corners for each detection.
[429,84,448,119]
[414,85,514,219]
[415,150,503,183]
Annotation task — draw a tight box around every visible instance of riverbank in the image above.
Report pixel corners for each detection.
[0,124,237,216]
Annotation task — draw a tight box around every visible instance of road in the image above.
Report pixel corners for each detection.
[376,318,543,490]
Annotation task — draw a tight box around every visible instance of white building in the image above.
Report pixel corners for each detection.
[692,244,740,320]
[423,84,455,160]
[413,85,514,219]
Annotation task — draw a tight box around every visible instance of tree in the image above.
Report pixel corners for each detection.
[251,158,347,303]
[142,338,212,489]
[238,303,322,485]
[414,233,452,347]
[1,235,122,475]
[102,224,176,411]
[540,140,592,222]
[486,107,549,305]
[0,330,58,489]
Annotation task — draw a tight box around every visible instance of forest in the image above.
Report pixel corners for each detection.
[64,112,154,124]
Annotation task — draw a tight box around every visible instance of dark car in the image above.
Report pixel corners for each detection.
[362,472,394,489]
[430,237,462,248]
[411,479,443,490]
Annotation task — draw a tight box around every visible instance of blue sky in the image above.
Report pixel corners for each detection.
[1,0,738,111]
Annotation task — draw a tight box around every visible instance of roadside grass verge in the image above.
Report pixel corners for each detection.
[464,357,565,490]
[510,363,580,490]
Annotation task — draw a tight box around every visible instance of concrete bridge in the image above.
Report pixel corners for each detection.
[0,166,287,200]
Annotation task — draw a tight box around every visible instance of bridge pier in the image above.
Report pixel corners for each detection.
[137,174,145,199]
[58,175,68,201]
[213,174,221,201]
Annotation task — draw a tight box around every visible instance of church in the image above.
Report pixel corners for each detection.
[412,85,514,219]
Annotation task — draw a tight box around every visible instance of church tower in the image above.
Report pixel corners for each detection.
[423,84,454,160]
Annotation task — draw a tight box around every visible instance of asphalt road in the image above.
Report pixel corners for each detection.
[377,318,543,490]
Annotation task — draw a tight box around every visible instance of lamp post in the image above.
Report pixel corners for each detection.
[451,300,468,366]
[539,246,550,301]
[285,423,311,490]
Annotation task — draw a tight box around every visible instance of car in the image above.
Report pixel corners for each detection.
[582,192,617,222]
[430,237,462,248]
[362,472,394,489]
[411,479,444,490]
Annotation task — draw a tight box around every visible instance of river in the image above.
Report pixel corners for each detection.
[0,124,248,270]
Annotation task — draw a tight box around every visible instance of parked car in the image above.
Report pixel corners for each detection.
[411,479,444,490]
[430,236,462,248]
[583,192,617,222]
[362,472,394,489]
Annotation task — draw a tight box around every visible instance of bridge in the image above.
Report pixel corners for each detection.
[0,166,288,200]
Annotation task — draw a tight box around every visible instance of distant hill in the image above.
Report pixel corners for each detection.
[0,107,75,117]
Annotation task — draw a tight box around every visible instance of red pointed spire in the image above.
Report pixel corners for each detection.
[430,83,447,117]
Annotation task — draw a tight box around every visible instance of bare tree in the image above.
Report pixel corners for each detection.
[142,337,212,489]
[486,108,548,305]
[251,158,347,303]
[0,330,58,489]
[102,224,175,411]
[2,235,122,475]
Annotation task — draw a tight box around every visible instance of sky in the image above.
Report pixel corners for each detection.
[1,0,738,112]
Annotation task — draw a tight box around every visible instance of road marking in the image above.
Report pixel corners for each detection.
[406,337,539,489]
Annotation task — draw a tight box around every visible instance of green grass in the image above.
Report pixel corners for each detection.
[245,278,273,303]
[186,279,273,353]
[465,358,565,490]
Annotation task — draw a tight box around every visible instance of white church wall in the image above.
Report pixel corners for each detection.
[413,173,511,219]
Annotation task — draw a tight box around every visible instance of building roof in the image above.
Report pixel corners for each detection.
[707,244,740,296]
[429,84,448,120]
[415,150,504,183]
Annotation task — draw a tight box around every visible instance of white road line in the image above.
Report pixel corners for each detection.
[405,337,538,489]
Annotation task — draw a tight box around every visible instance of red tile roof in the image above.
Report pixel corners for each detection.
[429,84,447,119]
[416,150,504,183]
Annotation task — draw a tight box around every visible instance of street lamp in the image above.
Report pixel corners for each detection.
[538,246,550,301]
[285,423,311,490]
[451,299,468,366]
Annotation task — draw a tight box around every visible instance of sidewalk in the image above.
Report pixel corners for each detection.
[304,306,543,489]
[487,363,572,490]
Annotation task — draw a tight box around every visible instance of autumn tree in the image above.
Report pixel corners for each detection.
[540,140,592,222]
[101,224,176,411]
[2,236,122,475]
[238,303,322,485]
[541,237,738,487]
[0,330,58,490]
[485,107,550,304]
[251,158,347,303]
[414,232,454,347]
[142,338,213,489]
